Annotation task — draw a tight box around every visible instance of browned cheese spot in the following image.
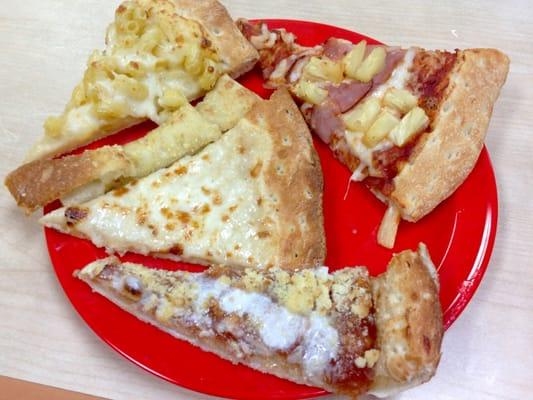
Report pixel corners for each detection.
[257,231,270,239]
[202,154,210,161]
[165,223,175,231]
[212,192,223,206]
[177,211,191,224]
[228,205,237,213]
[136,208,148,225]
[148,224,158,237]
[174,165,188,175]
[250,160,263,178]
[160,207,173,219]
[200,204,211,214]
[221,214,229,222]
[112,186,129,197]
[201,186,211,195]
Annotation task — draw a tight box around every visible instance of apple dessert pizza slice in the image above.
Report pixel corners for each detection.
[76,243,442,397]
[238,20,509,248]
[6,75,260,213]
[41,90,325,269]
[26,0,258,162]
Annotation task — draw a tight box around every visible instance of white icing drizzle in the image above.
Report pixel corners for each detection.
[116,269,341,379]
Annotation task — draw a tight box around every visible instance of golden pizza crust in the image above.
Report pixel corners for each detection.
[370,244,443,396]
[195,74,261,131]
[5,146,132,214]
[391,49,509,221]
[246,89,326,268]
[172,0,258,77]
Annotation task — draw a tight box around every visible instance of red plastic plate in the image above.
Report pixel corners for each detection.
[44,20,497,400]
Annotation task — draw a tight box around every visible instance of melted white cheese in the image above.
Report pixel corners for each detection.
[345,131,394,178]
[41,119,279,268]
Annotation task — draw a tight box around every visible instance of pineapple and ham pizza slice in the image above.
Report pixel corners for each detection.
[25,0,258,162]
[238,20,509,248]
[75,243,442,398]
[41,89,325,270]
[5,75,260,214]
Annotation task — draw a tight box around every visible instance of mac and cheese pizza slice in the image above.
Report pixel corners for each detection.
[26,0,257,161]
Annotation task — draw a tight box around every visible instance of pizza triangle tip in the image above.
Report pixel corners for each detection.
[41,90,325,270]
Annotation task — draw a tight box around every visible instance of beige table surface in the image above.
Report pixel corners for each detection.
[1,0,532,399]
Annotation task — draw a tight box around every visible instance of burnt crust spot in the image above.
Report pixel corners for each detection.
[169,244,184,255]
[65,206,88,226]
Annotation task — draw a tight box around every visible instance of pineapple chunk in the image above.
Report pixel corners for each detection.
[389,107,429,146]
[302,56,343,83]
[293,80,328,105]
[342,97,381,131]
[353,47,387,83]
[342,40,366,79]
[383,88,418,113]
[364,110,400,147]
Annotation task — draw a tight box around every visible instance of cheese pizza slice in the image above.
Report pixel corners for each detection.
[238,20,509,248]
[6,75,260,213]
[25,0,258,162]
[75,243,442,397]
[40,89,325,269]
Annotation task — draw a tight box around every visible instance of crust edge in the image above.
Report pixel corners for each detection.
[391,48,509,221]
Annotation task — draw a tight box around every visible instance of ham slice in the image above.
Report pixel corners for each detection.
[323,38,353,60]
[372,48,407,86]
[310,101,343,144]
[326,81,372,112]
